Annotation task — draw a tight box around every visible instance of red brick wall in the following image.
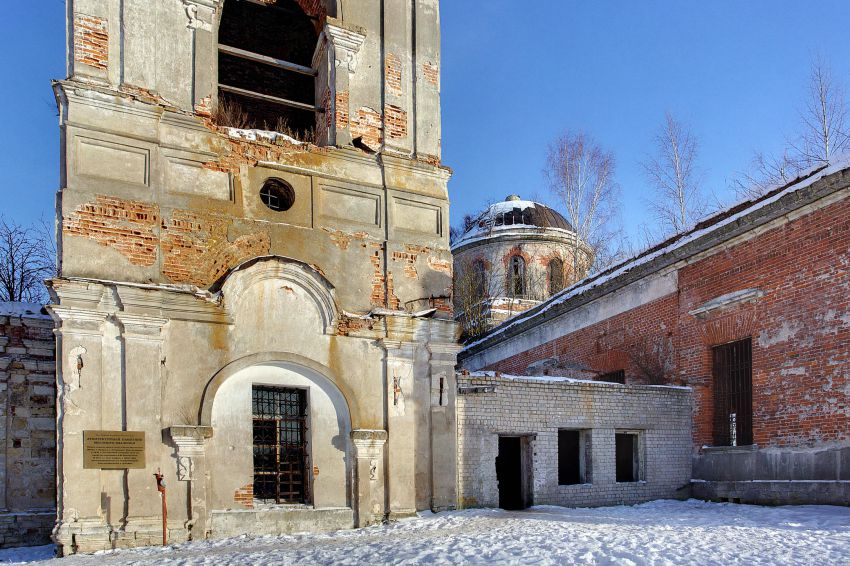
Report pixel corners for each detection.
[485,197,850,450]
[678,198,850,448]
[74,14,108,71]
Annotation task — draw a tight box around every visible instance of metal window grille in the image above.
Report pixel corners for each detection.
[712,338,753,446]
[252,386,308,504]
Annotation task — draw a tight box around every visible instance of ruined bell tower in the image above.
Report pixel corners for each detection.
[51,0,459,554]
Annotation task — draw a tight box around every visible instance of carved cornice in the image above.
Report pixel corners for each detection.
[689,288,765,319]
[115,313,168,342]
[322,21,366,73]
[47,307,108,337]
[381,339,417,361]
[351,429,387,459]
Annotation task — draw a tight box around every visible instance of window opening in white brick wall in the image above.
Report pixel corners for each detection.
[615,432,641,483]
[558,429,591,485]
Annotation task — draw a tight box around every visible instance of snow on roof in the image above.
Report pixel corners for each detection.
[467,371,691,390]
[0,302,49,318]
[452,196,576,249]
[465,152,850,352]
[224,126,305,146]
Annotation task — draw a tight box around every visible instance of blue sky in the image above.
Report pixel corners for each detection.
[2,1,849,244]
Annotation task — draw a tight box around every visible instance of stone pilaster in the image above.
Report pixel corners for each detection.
[427,340,462,512]
[48,306,110,553]
[314,20,366,147]
[351,429,387,527]
[381,339,417,519]
[168,425,213,539]
[115,314,168,530]
[181,0,217,109]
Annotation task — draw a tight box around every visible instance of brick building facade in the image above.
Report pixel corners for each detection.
[49,0,460,555]
[460,159,850,505]
[0,304,55,548]
[456,373,692,510]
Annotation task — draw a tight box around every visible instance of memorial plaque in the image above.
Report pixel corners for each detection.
[83,431,146,469]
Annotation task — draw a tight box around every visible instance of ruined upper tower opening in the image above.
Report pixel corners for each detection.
[217,0,322,136]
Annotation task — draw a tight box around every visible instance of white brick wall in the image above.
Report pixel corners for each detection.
[456,375,693,508]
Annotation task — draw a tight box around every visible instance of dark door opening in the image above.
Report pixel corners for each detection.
[496,436,531,510]
[615,433,638,483]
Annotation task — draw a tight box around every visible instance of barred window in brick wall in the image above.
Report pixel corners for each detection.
[712,338,753,447]
[252,386,309,504]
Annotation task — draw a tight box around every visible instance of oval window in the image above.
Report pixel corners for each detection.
[259,178,295,212]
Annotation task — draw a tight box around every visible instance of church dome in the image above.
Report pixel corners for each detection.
[451,195,575,250]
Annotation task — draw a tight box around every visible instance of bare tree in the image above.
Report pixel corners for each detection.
[449,213,478,246]
[642,113,707,235]
[0,217,56,304]
[795,58,849,167]
[732,150,802,200]
[452,257,496,341]
[545,131,622,277]
[733,58,849,199]
[628,333,674,386]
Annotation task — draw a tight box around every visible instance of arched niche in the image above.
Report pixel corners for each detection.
[204,358,353,510]
[215,255,339,336]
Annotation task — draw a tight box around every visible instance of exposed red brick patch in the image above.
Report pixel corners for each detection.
[161,210,270,286]
[334,90,349,130]
[337,314,376,337]
[369,242,400,309]
[427,256,452,276]
[393,251,419,279]
[234,483,254,508]
[203,129,328,174]
[323,228,369,251]
[385,105,408,140]
[423,62,439,88]
[417,154,442,167]
[63,196,159,266]
[74,14,108,70]
[294,0,323,16]
[385,53,403,97]
[351,107,383,150]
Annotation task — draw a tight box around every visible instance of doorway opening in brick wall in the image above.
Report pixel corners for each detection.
[496,435,534,510]
[712,338,753,446]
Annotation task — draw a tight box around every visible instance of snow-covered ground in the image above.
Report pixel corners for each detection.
[4,500,849,565]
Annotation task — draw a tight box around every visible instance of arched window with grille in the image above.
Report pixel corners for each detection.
[507,255,526,297]
[217,0,322,137]
[549,258,564,295]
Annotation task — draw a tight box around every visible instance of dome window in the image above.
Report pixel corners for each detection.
[549,258,565,295]
[507,255,526,297]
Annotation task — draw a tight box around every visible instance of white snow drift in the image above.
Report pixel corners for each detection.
[4,500,849,565]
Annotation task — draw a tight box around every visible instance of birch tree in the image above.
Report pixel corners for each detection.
[642,113,707,235]
[545,131,622,278]
[734,58,849,199]
[795,58,849,167]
